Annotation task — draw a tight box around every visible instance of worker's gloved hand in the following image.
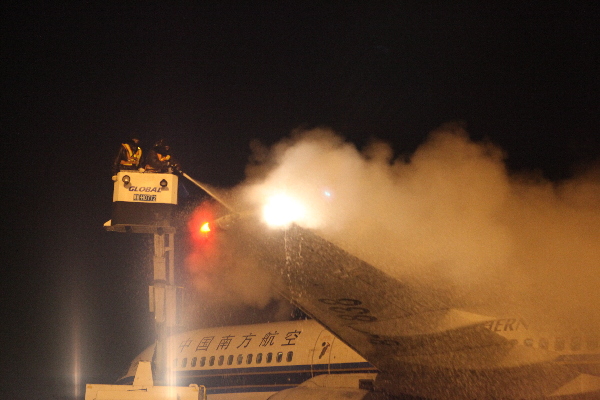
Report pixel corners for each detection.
[112,175,117,181]
[138,168,145,172]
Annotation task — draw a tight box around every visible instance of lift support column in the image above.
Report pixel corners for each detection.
[103,171,181,385]
[150,229,178,385]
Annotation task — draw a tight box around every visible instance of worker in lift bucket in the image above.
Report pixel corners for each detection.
[112,134,143,179]
[144,139,180,173]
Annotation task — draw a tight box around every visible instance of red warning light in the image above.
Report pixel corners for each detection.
[188,201,218,244]
[199,222,211,234]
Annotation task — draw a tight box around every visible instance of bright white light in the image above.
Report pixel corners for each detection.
[263,193,306,227]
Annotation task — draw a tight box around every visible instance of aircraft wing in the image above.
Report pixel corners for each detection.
[224,217,600,399]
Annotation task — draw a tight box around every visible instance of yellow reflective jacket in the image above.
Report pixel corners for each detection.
[119,143,142,166]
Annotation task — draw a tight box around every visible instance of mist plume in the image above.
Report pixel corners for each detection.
[240,125,600,334]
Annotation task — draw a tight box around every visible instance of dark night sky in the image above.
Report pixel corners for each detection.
[2,3,599,399]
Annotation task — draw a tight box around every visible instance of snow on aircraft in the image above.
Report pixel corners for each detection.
[116,205,600,399]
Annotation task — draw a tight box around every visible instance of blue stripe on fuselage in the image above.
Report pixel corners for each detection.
[119,362,377,394]
[555,353,600,364]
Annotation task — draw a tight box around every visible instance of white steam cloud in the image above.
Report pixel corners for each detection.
[236,125,600,334]
[184,124,599,334]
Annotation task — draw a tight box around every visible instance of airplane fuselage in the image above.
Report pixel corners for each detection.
[121,319,376,399]
[120,318,599,399]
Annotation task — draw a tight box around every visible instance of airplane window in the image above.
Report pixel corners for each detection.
[286,351,293,362]
[539,338,549,350]
[587,336,599,350]
[209,356,215,366]
[256,353,262,364]
[200,357,206,367]
[555,338,566,351]
[181,358,188,368]
[246,354,253,364]
[191,357,197,367]
[266,353,273,363]
[571,337,582,351]
[227,355,234,365]
[237,354,243,365]
[276,352,283,363]
[218,355,224,366]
